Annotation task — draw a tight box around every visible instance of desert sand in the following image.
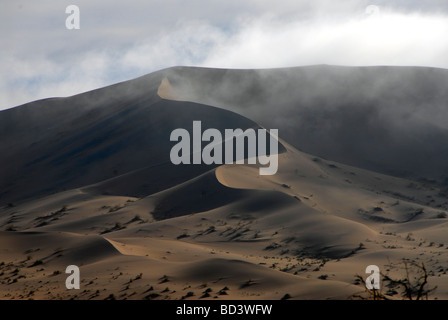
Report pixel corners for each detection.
[1,66,448,300]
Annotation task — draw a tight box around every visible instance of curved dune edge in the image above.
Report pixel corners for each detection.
[214,145,317,194]
[104,238,143,257]
[0,230,122,265]
[103,237,216,260]
[215,164,277,191]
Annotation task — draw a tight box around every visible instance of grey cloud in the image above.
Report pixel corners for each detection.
[1,0,448,109]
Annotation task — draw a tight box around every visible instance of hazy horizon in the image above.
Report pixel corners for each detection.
[2,0,448,109]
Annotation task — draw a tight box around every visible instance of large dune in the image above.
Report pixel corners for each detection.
[1,65,448,300]
[162,65,448,184]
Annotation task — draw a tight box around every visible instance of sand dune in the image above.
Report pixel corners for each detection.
[1,66,448,300]
[161,65,448,184]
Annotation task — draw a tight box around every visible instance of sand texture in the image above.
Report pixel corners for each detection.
[1,66,448,300]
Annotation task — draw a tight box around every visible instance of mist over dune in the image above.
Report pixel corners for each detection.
[1,65,448,300]
[161,65,448,183]
[0,72,285,206]
[6,65,448,188]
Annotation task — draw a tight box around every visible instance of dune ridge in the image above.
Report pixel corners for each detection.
[1,66,448,300]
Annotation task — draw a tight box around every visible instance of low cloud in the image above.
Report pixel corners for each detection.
[1,1,447,109]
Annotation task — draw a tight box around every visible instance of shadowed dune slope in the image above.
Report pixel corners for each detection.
[4,64,448,202]
[0,231,121,266]
[0,80,284,206]
[161,65,448,183]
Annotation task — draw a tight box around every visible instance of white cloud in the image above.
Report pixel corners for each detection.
[202,10,448,68]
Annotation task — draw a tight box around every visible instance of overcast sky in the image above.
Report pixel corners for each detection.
[1,0,448,109]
